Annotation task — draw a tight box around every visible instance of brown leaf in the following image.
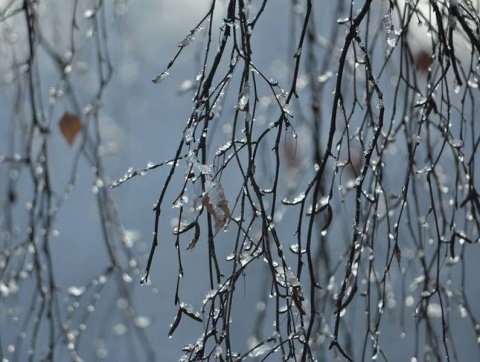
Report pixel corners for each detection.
[202,182,230,236]
[186,222,201,251]
[59,113,82,145]
[394,244,401,267]
[168,309,182,338]
[415,50,433,73]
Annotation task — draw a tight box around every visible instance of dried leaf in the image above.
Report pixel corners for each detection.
[292,286,306,315]
[59,113,82,145]
[415,50,432,72]
[186,222,201,251]
[168,309,183,338]
[202,182,230,236]
[306,196,329,216]
[181,306,202,323]
[449,234,456,259]
[322,204,333,232]
[394,244,401,267]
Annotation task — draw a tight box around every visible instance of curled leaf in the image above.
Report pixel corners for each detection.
[168,309,183,338]
[292,286,306,315]
[202,181,230,236]
[186,221,201,251]
[181,305,202,323]
[322,204,333,232]
[306,196,329,216]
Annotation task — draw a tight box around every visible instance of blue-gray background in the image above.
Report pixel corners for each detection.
[1,0,480,361]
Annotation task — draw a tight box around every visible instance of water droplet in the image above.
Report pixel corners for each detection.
[449,139,464,148]
[184,125,195,143]
[178,26,204,47]
[467,78,479,89]
[213,345,223,358]
[173,194,189,208]
[152,71,169,85]
[289,244,306,254]
[215,141,232,156]
[139,270,148,285]
[416,97,427,106]
[282,192,305,205]
[146,161,156,169]
[237,83,250,110]
[283,104,293,117]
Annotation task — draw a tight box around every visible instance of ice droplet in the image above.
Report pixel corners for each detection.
[178,26,204,47]
[139,270,148,285]
[283,104,293,117]
[213,345,223,358]
[186,151,213,176]
[289,243,306,254]
[449,139,464,148]
[416,97,427,106]
[237,83,250,110]
[152,71,169,85]
[215,140,232,156]
[383,12,396,48]
[184,125,195,143]
[282,192,305,205]
[146,161,156,169]
[173,194,189,208]
[248,343,271,357]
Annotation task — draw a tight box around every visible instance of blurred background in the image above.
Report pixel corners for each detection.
[1,0,480,361]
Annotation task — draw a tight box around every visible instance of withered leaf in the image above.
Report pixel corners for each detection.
[202,182,230,236]
[59,113,82,145]
[186,221,200,251]
[394,244,401,267]
[322,204,333,232]
[181,306,202,323]
[168,309,183,338]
